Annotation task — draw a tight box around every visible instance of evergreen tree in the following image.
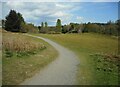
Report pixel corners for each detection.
[56,19,62,32]
[17,12,25,24]
[5,10,24,32]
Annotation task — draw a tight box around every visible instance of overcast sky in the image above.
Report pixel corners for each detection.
[1,0,119,26]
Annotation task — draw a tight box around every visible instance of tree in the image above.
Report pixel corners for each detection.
[2,19,5,28]
[17,12,25,24]
[116,19,120,25]
[5,10,24,32]
[40,22,49,33]
[83,23,89,33]
[56,19,62,32]
[107,20,112,25]
[38,26,41,33]
[116,19,120,36]
[41,22,44,28]
[20,23,28,33]
[45,22,48,27]
[17,12,26,32]
[20,23,38,33]
[62,25,70,33]
[69,23,75,32]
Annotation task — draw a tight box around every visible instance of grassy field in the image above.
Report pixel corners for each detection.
[33,33,119,85]
[2,32,58,85]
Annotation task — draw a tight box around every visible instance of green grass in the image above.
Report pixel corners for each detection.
[33,33,118,85]
[2,33,58,85]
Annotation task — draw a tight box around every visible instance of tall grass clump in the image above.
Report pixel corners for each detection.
[2,33,46,57]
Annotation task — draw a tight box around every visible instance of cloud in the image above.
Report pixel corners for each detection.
[55,3,66,8]
[76,16,83,21]
[0,2,2,19]
[93,0,119,2]
[2,0,60,2]
[3,2,80,25]
[2,0,119,2]
[50,11,70,18]
[2,1,117,25]
[6,1,24,9]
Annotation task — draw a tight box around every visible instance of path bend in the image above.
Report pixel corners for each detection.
[21,34,80,85]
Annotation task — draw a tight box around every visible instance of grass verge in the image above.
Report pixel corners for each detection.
[2,32,58,85]
[33,33,119,85]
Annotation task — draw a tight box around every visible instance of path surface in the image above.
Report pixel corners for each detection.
[21,34,79,85]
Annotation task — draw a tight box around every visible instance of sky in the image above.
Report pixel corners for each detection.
[0,0,119,26]
[1,0,120,2]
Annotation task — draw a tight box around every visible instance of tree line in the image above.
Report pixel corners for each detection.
[62,21,119,36]
[38,19,62,34]
[2,10,120,36]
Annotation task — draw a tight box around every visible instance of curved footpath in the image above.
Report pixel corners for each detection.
[21,34,80,85]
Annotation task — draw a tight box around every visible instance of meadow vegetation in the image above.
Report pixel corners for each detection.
[33,33,119,85]
[1,9,119,85]
[2,32,58,85]
[2,32,45,57]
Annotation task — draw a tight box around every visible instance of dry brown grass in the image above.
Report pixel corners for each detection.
[0,28,7,33]
[2,33,46,55]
